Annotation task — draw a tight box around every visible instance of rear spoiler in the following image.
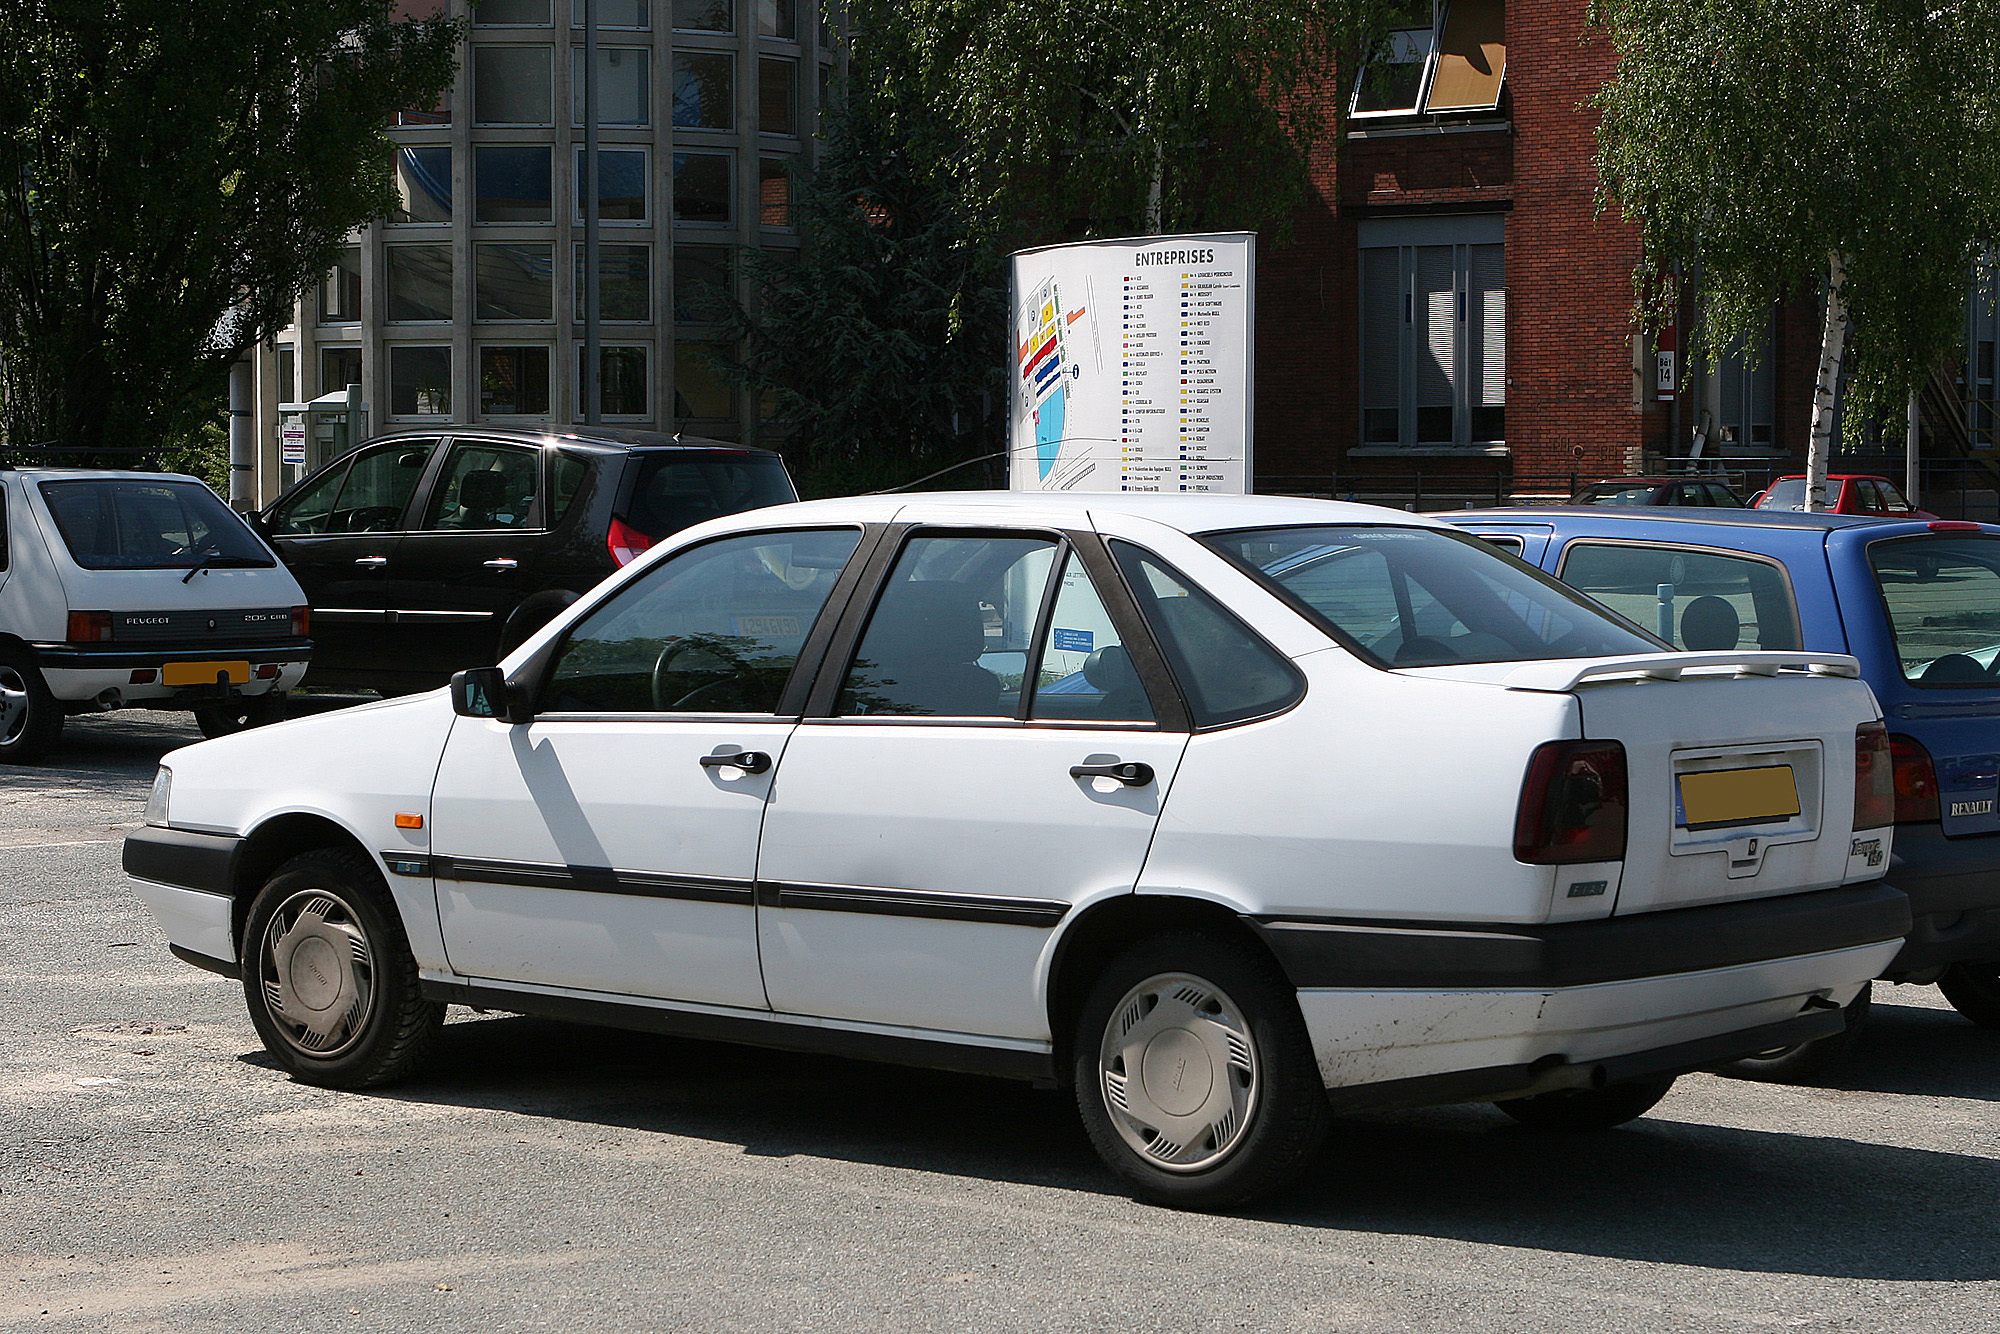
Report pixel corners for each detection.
[1504,651,1861,694]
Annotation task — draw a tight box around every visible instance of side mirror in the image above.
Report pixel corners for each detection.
[450,667,531,723]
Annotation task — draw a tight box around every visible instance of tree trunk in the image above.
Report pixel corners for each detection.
[1804,253,1849,512]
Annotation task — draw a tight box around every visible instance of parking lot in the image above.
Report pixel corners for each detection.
[3,709,1998,1332]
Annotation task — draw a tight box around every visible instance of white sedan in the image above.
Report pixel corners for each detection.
[125,493,1908,1208]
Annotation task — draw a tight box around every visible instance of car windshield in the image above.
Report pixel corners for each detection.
[626,452,797,538]
[1207,525,1661,668]
[38,478,274,572]
[1869,535,2000,687]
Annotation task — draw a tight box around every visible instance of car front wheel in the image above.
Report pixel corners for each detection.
[241,848,443,1088]
[1073,931,1330,1210]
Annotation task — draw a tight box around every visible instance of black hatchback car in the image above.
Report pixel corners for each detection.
[257,427,796,693]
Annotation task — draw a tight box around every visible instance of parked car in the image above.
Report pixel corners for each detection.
[1447,505,2000,1073]
[1752,473,1937,518]
[256,427,796,695]
[1570,476,1747,508]
[0,467,310,761]
[125,493,1907,1208]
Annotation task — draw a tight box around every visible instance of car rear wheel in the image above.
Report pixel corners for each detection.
[1496,1073,1679,1132]
[193,691,287,739]
[1938,963,2000,1030]
[1713,982,1872,1082]
[241,848,443,1088]
[0,645,64,763]
[1073,931,1330,1210]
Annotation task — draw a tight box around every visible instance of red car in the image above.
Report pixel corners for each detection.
[1754,473,1937,518]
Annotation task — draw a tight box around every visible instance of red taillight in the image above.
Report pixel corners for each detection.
[66,610,113,643]
[1889,732,1941,824]
[607,515,654,567]
[291,605,311,637]
[1515,740,1628,864]
[1853,721,1895,829]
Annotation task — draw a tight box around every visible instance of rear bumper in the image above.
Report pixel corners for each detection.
[1882,823,2000,972]
[34,641,310,703]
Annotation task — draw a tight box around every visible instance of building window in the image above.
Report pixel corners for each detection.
[674,341,734,419]
[319,346,361,398]
[396,83,451,127]
[390,345,453,416]
[1351,0,1506,118]
[319,247,362,323]
[759,156,792,228]
[1714,312,1776,449]
[673,52,734,129]
[759,0,795,39]
[474,46,554,125]
[1358,227,1505,447]
[275,346,296,404]
[475,145,554,222]
[759,57,797,136]
[674,244,730,320]
[386,244,454,323]
[574,244,651,322]
[476,243,555,321]
[391,146,452,224]
[674,0,731,31]
[672,150,732,223]
[481,346,553,415]
[577,345,649,417]
[572,46,650,125]
[572,146,647,221]
[572,0,649,26]
[476,0,552,25]
[1968,265,1999,448]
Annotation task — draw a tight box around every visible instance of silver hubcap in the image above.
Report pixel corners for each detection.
[0,666,31,746]
[260,889,376,1058]
[1099,972,1259,1173]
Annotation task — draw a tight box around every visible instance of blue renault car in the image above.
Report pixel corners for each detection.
[1444,506,2000,1076]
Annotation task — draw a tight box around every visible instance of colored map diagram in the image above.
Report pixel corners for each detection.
[1017,276,1089,482]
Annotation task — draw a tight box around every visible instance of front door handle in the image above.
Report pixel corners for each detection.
[483,558,519,571]
[1070,760,1154,787]
[353,555,389,568]
[700,750,773,775]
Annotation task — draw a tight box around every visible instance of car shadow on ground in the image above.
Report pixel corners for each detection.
[327,1010,2000,1282]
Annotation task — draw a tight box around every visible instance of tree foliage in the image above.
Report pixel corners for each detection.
[705,80,1009,497]
[850,0,1404,245]
[1592,0,2000,428]
[0,0,459,457]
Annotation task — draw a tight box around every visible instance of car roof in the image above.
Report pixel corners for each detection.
[362,425,781,458]
[1767,473,1888,482]
[756,491,1456,535]
[0,467,209,484]
[1576,476,1724,487]
[1448,505,1897,532]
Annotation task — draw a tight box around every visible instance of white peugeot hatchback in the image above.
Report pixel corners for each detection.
[126,494,1908,1207]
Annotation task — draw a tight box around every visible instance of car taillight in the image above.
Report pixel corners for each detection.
[607,515,654,567]
[1888,732,1941,824]
[66,610,113,642]
[1853,721,1895,830]
[291,605,311,636]
[1515,740,1628,864]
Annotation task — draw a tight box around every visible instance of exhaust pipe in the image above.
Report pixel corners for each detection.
[93,688,124,712]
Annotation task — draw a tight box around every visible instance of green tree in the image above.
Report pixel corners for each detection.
[852,0,1403,245]
[0,0,459,459]
[705,80,1010,497]
[1592,0,2000,505]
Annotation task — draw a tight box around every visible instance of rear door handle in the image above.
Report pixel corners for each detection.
[1070,760,1154,787]
[353,555,388,568]
[483,558,519,571]
[700,750,773,775]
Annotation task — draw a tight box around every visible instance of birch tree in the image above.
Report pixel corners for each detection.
[1592,0,2000,507]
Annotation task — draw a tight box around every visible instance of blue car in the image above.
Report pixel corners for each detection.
[1443,506,2000,1073]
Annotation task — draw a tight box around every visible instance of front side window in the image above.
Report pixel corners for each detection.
[1870,536,2000,686]
[545,527,861,713]
[39,480,274,571]
[1559,543,1801,652]
[1211,525,1658,668]
[423,442,541,530]
[271,441,436,536]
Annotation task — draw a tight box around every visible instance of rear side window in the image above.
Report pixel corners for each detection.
[38,479,273,571]
[424,442,540,530]
[1869,536,2000,687]
[1558,543,1801,652]
[1111,543,1301,727]
[1762,479,1808,510]
[625,453,796,538]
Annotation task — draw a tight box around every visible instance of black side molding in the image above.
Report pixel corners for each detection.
[422,979,1055,1084]
[1252,881,1911,991]
[170,943,242,980]
[123,827,243,897]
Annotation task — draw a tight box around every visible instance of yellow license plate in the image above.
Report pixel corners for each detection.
[1678,765,1801,829]
[162,660,251,687]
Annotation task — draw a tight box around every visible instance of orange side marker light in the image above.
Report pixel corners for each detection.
[395,813,424,830]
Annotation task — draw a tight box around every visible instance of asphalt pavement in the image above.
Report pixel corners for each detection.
[4,707,1998,1332]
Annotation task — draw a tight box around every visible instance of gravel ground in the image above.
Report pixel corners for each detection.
[4,708,1998,1332]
